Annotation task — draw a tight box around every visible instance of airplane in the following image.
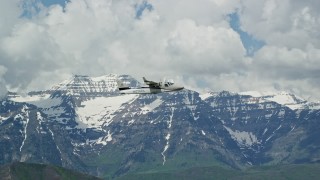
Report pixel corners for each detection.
[117,77,184,94]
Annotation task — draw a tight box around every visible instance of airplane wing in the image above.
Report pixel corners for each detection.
[143,77,160,88]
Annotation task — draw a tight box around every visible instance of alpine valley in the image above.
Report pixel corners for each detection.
[1,74,320,179]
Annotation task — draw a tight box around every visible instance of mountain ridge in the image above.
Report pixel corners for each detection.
[6,74,320,109]
[1,74,320,178]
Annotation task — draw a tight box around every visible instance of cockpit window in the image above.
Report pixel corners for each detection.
[163,79,175,87]
[164,82,174,87]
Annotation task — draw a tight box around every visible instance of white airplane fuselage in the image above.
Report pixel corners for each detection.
[119,86,184,94]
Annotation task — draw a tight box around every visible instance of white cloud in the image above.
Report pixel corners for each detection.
[0,0,319,101]
[0,65,8,99]
[253,45,320,78]
[1,21,65,90]
[0,0,21,37]
[0,0,22,96]
[239,0,320,48]
[0,84,7,100]
[237,0,320,100]
[166,19,247,75]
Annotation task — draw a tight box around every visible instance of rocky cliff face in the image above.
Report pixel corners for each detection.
[203,91,320,165]
[1,74,320,178]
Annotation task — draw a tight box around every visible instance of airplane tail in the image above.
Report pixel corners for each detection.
[143,77,148,83]
[116,79,130,90]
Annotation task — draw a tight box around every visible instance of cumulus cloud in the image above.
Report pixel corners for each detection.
[0,0,319,100]
[0,65,8,99]
[0,0,241,90]
[237,0,320,100]
[0,0,21,37]
[239,0,320,49]
[0,0,21,97]
[166,19,247,75]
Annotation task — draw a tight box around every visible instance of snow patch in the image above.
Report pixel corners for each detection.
[183,92,195,105]
[201,130,206,135]
[76,94,138,130]
[141,98,163,114]
[0,115,9,122]
[19,106,29,152]
[239,91,316,110]
[162,107,174,165]
[36,112,43,133]
[263,128,268,135]
[224,126,259,147]
[14,114,23,121]
[275,125,282,131]
[161,143,169,165]
[199,92,212,100]
[187,105,199,120]
[265,93,304,110]
[36,112,43,121]
[168,107,175,129]
[128,119,135,125]
[266,134,274,141]
[93,130,113,145]
[165,133,171,140]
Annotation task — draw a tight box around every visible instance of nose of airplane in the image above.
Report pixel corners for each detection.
[168,85,184,91]
[177,86,184,91]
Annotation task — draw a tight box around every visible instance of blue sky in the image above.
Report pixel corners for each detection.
[21,0,68,17]
[229,13,265,56]
[135,1,153,19]
[40,0,68,7]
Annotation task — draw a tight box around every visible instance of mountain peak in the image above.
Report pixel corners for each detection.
[51,74,118,91]
[201,90,319,110]
[49,74,144,97]
[239,91,313,110]
[199,90,237,100]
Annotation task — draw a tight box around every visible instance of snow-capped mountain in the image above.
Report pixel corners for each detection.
[201,90,320,110]
[239,91,320,110]
[1,74,320,178]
